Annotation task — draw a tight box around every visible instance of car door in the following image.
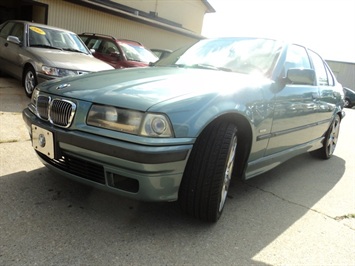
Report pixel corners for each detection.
[0,22,24,79]
[265,44,321,155]
[0,22,17,74]
[82,36,109,64]
[308,50,343,125]
[98,40,122,68]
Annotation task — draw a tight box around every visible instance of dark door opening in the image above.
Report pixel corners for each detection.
[0,0,48,24]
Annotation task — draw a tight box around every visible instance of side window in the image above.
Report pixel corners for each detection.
[88,38,103,51]
[309,50,329,86]
[102,41,118,55]
[80,36,88,43]
[0,22,15,38]
[283,44,311,76]
[10,23,24,42]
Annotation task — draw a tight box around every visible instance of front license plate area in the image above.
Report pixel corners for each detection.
[32,125,54,159]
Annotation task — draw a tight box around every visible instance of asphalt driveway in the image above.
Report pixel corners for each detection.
[0,77,354,265]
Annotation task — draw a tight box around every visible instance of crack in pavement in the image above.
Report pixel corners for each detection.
[244,182,355,231]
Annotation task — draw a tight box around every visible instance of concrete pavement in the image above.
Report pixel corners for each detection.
[0,76,354,265]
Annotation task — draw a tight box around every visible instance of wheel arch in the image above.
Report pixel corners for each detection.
[22,62,39,97]
[201,112,253,179]
[337,108,346,121]
[22,62,36,85]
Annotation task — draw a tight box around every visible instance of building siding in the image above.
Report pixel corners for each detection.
[327,60,355,89]
[34,0,201,50]
[116,0,207,33]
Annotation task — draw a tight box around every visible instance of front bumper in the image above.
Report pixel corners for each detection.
[23,108,192,202]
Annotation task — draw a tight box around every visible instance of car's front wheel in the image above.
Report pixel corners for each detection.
[23,66,37,98]
[178,121,238,222]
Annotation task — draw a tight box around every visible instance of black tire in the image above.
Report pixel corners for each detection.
[178,121,238,222]
[312,115,341,159]
[23,66,37,98]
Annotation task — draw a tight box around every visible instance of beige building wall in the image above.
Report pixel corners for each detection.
[33,0,202,50]
[327,60,355,89]
[116,0,207,33]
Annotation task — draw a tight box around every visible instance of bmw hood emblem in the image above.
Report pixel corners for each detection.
[56,83,70,90]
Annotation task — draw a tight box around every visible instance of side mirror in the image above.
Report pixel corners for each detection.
[110,52,120,58]
[7,36,21,45]
[90,48,96,54]
[285,69,315,85]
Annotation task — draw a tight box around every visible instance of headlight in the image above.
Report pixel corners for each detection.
[87,104,173,137]
[42,66,79,77]
[141,114,172,137]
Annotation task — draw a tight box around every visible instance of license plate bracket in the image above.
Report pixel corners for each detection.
[32,125,54,159]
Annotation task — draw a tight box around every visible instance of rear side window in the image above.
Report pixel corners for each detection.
[324,64,335,86]
[309,50,332,86]
[80,35,88,42]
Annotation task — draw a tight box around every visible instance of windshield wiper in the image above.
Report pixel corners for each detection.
[30,44,63,50]
[173,63,232,72]
[62,48,86,54]
[127,59,143,62]
[193,64,232,72]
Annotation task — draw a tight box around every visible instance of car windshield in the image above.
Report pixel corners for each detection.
[120,42,158,63]
[28,25,89,53]
[156,38,283,76]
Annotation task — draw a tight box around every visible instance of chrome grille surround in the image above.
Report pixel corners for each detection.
[37,95,51,120]
[49,99,76,128]
[35,95,76,128]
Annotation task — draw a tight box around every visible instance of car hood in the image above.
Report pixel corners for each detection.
[27,48,113,71]
[40,67,270,111]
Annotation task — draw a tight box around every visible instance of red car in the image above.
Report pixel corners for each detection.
[79,33,158,69]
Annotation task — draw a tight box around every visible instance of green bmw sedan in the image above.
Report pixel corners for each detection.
[22,37,345,222]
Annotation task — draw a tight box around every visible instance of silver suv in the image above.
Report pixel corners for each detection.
[0,20,113,97]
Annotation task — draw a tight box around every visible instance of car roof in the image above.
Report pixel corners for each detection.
[79,32,144,46]
[3,20,75,34]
